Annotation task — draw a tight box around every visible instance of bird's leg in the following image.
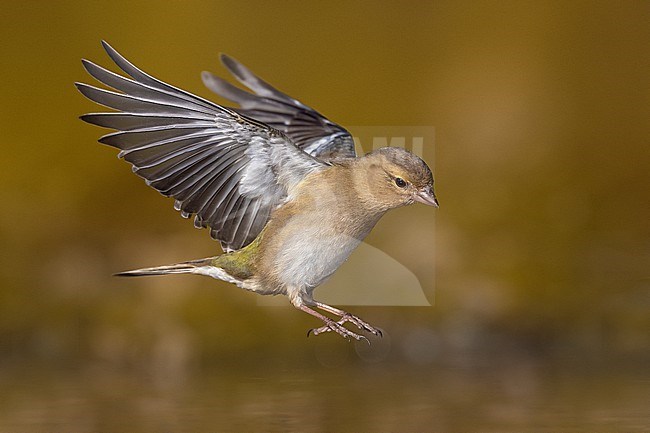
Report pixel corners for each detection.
[312,301,383,337]
[291,297,369,342]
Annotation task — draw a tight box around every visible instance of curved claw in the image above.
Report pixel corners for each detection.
[307,319,370,343]
[339,313,383,338]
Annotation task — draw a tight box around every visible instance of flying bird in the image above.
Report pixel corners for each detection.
[76,41,438,342]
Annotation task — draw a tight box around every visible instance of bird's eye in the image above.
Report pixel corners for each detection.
[394,177,407,188]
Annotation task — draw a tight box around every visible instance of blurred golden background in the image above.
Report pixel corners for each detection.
[1,1,648,430]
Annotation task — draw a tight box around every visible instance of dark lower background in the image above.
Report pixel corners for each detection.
[1,1,648,431]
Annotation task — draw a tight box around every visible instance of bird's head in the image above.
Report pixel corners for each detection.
[356,147,438,211]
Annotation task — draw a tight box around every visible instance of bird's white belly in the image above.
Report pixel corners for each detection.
[274,228,363,291]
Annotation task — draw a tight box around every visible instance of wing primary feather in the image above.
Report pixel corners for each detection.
[220,54,295,102]
[82,59,218,114]
[100,125,222,151]
[81,112,213,130]
[131,137,237,170]
[100,41,224,113]
[76,83,213,117]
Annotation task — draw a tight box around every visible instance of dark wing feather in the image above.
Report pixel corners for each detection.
[77,41,325,252]
[201,55,356,160]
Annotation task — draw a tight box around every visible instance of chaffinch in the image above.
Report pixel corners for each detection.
[77,41,438,342]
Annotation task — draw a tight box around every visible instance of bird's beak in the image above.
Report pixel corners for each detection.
[414,185,439,207]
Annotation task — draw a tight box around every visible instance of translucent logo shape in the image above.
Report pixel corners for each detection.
[257,240,433,306]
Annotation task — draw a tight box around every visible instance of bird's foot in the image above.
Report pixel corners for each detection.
[338,313,383,338]
[307,319,369,344]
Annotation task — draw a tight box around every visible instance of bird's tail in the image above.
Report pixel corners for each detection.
[114,257,216,277]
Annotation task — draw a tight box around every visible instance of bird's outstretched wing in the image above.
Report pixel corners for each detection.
[201,55,356,160]
[77,41,326,252]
